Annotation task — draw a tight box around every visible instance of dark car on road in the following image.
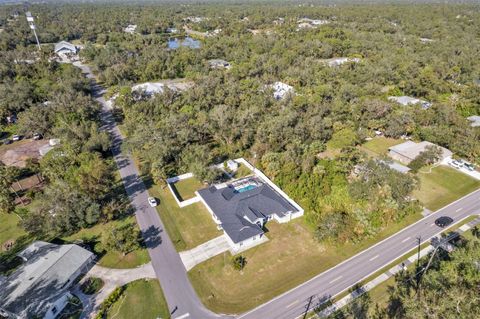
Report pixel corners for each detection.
[435,216,453,228]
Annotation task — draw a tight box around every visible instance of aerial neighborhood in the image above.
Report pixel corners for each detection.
[0,1,479,319]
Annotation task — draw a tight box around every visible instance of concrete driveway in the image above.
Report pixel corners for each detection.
[180,235,230,270]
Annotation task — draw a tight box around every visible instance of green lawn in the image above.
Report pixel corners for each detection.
[414,166,480,211]
[106,279,170,319]
[360,137,403,156]
[0,213,25,250]
[188,212,421,314]
[63,216,150,269]
[148,182,222,251]
[170,177,204,201]
[234,163,253,178]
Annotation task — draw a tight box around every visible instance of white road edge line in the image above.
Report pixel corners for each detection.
[286,300,299,308]
[329,276,343,284]
[401,236,411,243]
[174,313,190,319]
[369,255,379,261]
[237,189,480,319]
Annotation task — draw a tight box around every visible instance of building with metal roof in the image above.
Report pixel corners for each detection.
[54,41,77,55]
[388,141,452,165]
[388,95,432,109]
[467,115,480,127]
[0,241,94,319]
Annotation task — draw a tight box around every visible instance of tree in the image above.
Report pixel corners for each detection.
[408,145,443,172]
[102,223,142,256]
[0,163,17,214]
[231,255,247,271]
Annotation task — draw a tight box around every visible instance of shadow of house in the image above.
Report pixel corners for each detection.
[0,241,94,319]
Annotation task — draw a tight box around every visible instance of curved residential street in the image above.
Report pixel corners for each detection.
[75,62,480,319]
[74,62,230,319]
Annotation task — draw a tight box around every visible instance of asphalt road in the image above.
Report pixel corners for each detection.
[75,62,229,319]
[75,62,480,319]
[239,188,480,319]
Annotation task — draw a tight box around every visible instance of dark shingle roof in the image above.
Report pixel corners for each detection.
[197,177,298,243]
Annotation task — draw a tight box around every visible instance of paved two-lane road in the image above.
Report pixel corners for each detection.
[75,62,229,319]
[240,189,480,319]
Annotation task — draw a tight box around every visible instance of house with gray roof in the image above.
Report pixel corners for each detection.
[388,96,432,109]
[467,115,480,127]
[54,41,78,56]
[388,141,452,165]
[0,241,94,319]
[197,173,303,252]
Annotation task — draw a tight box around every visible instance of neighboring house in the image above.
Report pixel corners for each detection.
[322,57,361,67]
[54,41,78,56]
[209,59,231,69]
[271,81,294,100]
[0,241,94,319]
[132,82,168,96]
[196,161,304,252]
[388,96,432,109]
[166,27,178,33]
[467,115,480,127]
[378,160,411,174]
[419,37,434,43]
[388,141,452,165]
[297,18,329,27]
[124,24,137,34]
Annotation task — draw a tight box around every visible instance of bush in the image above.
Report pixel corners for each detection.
[231,255,247,271]
[95,286,125,319]
[80,277,104,295]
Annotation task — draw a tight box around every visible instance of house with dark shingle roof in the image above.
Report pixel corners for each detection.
[197,172,303,252]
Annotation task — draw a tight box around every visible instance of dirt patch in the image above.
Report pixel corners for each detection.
[0,139,49,167]
[11,174,44,192]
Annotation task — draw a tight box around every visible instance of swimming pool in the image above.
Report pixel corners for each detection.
[236,185,257,193]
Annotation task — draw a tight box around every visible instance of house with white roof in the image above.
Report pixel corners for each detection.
[322,57,361,67]
[124,24,137,34]
[388,141,452,165]
[467,115,480,127]
[54,41,78,56]
[270,82,294,100]
[388,96,432,109]
[0,241,94,319]
[208,59,231,69]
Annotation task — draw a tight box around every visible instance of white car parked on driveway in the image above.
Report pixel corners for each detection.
[148,197,157,207]
[449,160,462,169]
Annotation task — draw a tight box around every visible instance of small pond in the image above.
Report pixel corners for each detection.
[167,37,201,49]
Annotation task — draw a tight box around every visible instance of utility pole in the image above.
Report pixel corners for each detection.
[26,11,41,51]
[415,236,421,294]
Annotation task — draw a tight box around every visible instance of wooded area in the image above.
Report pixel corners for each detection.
[0,1,479,262]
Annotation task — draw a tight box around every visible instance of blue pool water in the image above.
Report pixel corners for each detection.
[236,185,257,193]
[167,37,201,49]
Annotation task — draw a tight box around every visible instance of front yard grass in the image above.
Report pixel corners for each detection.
[360,137,403,156]
[106,279,170,319]
[170,177,205,201]
[0,212,25,250]
[148,182,222,251]
[63,216,150,269]
[188,212,421,314]
[414,165,480,211]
